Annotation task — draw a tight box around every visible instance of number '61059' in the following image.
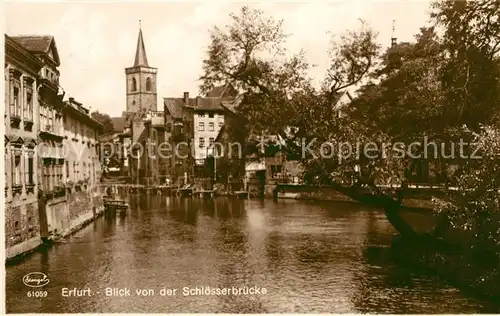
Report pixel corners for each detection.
[27,291,48,298]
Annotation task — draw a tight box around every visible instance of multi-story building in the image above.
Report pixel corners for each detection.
[11,36,67,193]
[5,34,105,261]
[129,111,167,185]
[210,97,247,191]
[63,97,102,186]
[4,35,45,259]
[163,85,237,182]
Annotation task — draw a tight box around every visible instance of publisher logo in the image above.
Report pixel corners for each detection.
[23,272,50,288]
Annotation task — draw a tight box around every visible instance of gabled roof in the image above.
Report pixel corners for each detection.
[163,98,184,119]
[10,35,61,66]
[214,124,225,142]
[205,84,237,98]
[163,86,238,117]
[192,97,224,111]
[221,94,243,114]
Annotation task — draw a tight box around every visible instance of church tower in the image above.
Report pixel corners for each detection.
[125,24,157,113]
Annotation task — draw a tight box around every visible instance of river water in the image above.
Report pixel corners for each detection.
[5,195,500,313]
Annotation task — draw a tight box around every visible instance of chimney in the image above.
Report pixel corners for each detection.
[196,96,201,107]
[183,92,189,104]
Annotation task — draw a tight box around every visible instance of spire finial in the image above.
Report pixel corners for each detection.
[134,22,149,67]
[391,20,397,47]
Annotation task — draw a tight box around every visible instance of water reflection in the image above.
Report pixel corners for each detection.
[5,196,500,313]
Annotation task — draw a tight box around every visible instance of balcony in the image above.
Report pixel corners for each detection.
[39,124,64,142]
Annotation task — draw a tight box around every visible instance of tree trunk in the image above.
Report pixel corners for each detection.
[326,181,419,239]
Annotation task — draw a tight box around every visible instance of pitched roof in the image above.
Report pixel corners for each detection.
[193,97,224,111]
[164,96,225,114]
[214,124,225,142]
[10,35,60,66]
[111,117,127,132]
[134,28,149,67]
[205,84,238,98]
[206,86,226,98]
[163,98,184,119]
[221,94,243,114]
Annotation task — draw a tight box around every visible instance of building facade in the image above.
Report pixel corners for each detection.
[163,85,237,183]
[63,97,102,187]
[4,35,45,259]
[40,97,104,240]
[129,111,167,185]
[5,34,105,261]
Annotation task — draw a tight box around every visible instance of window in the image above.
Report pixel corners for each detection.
[12,87,19,116]
[209,113,214,118]
[199,137,205,148]
[146,77,152,91]
[58,163,63,181]
[49,108,54,132]
[40,106,46,130]
[12,154,21,186]
[28,92,33,120]
[198,122,205,132]
[45,162,51,190]
[66,161,69,180]
[219,121,224,128]
[24,91,32,120]
[209,137,214,146]
[131,77,137,91]
[208,122,214,131]
[28,157,34,184]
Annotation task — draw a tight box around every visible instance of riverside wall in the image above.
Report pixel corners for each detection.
[45,185,105,239]
[264,184,436,210]
[5,198,43,262]
[6,185,105,264]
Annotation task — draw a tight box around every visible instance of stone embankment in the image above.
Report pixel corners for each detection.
[6,185,105,265]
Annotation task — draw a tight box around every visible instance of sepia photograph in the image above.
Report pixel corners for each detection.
[3,0,500,314]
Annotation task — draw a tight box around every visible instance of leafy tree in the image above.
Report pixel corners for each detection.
[431,0,500,129]
[200,2,500,246]
[91,111,115,135]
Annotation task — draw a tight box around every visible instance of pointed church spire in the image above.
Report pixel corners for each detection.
[134,21,149,67]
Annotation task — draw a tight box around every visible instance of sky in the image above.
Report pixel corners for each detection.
[5,1,434,117]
